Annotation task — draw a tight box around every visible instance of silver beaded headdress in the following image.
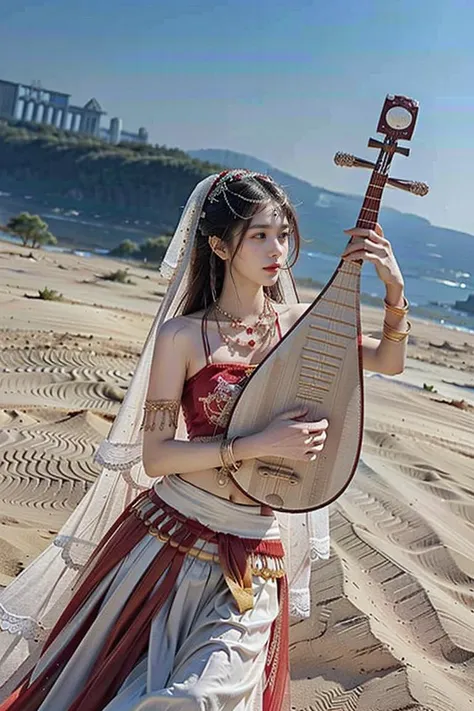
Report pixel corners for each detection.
[204,169,279,221]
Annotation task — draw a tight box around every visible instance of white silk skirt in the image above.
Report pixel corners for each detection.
[2,476,289,711]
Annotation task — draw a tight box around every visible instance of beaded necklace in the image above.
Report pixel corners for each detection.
[213,298,277,351]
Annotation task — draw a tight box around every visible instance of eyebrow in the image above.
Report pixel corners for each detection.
[248,223,291,230]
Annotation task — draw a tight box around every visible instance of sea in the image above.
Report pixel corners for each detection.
[1,192,473,334]
[294,247,474,334]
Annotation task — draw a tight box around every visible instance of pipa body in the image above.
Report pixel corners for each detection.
[224,95,428,512]
[227,260,363,512]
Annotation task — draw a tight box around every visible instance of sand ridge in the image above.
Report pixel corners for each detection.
[1,242,473,710]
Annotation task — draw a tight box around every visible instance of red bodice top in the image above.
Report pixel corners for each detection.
[182,363,256,439]
[181,310,282,440]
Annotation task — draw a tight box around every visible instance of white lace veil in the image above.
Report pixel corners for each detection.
[0,172,329,696]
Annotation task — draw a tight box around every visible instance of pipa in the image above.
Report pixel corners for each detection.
[225,94,429,512]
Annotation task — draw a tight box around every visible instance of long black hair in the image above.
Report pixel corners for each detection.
[180,171,301,315]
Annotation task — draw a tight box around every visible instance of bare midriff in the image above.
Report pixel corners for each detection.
[178,467,257,506]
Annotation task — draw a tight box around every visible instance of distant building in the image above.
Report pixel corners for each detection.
[100,120,148,145]
[0,77,148,144]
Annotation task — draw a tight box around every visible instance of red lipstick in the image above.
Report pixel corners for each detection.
[263,264,280,272]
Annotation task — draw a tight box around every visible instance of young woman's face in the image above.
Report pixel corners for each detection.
[228,202,291,286]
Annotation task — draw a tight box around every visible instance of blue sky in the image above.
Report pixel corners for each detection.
[1,0,474,234]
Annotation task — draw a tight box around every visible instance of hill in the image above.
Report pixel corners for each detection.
[0,120,220,240]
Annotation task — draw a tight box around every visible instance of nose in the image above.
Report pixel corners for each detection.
[269,236,285,259]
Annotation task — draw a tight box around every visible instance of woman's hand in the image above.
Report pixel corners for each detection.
[341,223,404,290]
[251,408,328,462]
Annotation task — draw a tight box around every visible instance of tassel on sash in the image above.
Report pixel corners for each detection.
[218,533,254,613]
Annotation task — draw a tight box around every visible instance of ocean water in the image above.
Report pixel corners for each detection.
[293,248,474,333]
[1,195,473,333]
[297,249,472,305]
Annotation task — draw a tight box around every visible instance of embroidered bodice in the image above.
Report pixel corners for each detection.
[181,363,256,439]
[181,309,282,440]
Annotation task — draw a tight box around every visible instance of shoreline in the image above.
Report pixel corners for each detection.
[1,235,473,334]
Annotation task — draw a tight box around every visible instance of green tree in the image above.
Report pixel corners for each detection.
[32,229,57,249]
[109,239,139,258]
[6,212,58,249]
[139,236,171,263]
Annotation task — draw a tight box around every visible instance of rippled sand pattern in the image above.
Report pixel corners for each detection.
[291,379,474,711]
[1,246,473,710]
[0,339,130,582]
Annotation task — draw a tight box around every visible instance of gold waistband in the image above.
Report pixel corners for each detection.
[134,504,285,581]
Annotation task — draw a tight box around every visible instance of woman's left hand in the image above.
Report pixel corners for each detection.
[341,223,404,288]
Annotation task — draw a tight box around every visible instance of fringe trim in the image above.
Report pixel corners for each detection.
[0,604,48,644]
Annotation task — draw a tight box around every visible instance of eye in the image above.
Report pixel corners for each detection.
[250,231,290,242]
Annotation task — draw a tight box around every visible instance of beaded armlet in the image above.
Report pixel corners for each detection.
[141,400,180,432]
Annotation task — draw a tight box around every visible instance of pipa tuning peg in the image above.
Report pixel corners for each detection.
[334,152,376,170]
[388,178,429,196]
[334,152,429,196]
[334,152,355,167]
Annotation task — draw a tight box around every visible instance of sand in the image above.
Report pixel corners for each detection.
[1,242,473,710]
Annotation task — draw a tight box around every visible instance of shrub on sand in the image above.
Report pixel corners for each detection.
[100,269,135,284]
[38,286,64,301]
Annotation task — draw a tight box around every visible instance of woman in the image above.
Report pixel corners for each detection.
[0,170,409,710]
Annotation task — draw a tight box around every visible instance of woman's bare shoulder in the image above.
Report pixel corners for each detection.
[154,313,204,362]
[156,314,195,341]
[179,309,207,322]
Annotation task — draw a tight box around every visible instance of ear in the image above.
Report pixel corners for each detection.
[208,236,228,261]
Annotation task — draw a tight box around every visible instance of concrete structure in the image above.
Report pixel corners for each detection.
[0,78,148,144]
[107,117,123,144]
[121,126,149,144]
[100,120,148,145]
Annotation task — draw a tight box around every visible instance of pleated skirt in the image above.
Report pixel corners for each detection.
[0,475,289,711]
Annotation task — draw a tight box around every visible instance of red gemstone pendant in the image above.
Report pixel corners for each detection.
[248,339,256,348]
[246,327,253,335]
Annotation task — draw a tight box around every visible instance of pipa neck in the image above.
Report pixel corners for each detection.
[356,171,388,231]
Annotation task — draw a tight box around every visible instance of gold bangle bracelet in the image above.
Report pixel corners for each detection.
[228,437,242,471]
[383,296,409,317]
[383,333,409,343]
[383,329,411,342]
[383,319,411,342]
[219,439,230,471]
[219,437,241,473]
